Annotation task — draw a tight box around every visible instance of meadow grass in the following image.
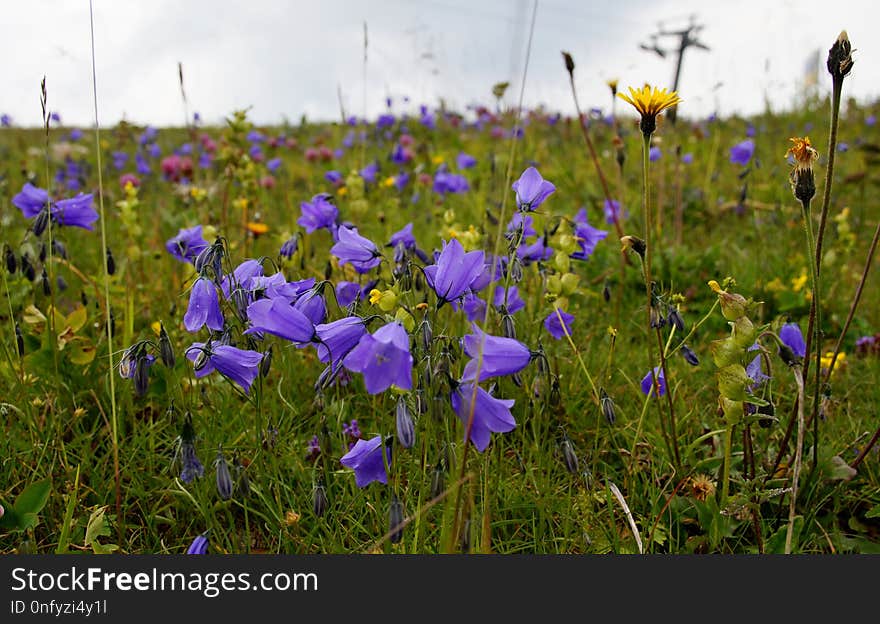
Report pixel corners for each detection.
[1,91,879,554]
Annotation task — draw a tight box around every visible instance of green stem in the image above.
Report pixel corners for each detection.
[639,132,672,465]
[800,199,821,471]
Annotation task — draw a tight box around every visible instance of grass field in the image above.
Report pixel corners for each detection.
[1,47,879,554]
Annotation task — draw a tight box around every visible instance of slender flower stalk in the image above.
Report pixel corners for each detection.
[787,136,822,470]
[89,0,121,548]
[561,51,623,239]
[786,363,806,554]
[618,83,682,471]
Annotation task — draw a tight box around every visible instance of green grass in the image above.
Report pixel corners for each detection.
[1,97,879,554]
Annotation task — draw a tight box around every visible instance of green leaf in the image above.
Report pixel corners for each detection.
[85,506,111,546]
[827,455,857,482]
[13,479,51,517]
[865,504,880,519]
[765,516,803,553]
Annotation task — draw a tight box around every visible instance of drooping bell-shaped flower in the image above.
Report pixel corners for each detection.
[342,321,413,394]
[461,324,531,382]
[450,383,516,452]
[184,277,225,333]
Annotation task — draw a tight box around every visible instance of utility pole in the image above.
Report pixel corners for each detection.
[639,16,709,125]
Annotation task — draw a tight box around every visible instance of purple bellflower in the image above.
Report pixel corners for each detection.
[640,367,667,397]
[51,194,99,230]
[335,281,362,308]
[461,325,531,382]
[388,223,416,250]
[423,238,485,306]
[244,297,316,345]
[729,139,755,166]
[780,322,806,358]
[512,166,555,211]
[12,183,49,218]
[571,208,608,260]
[493,285,525,315]
[331,226,382,273]
[340,435,390,488]
[342,321,413,394]
[184,278,225,333]
[298,193,339,233]
[450,383,516,452]
[433,171,470,195]
[544,309,574,340]
[186,343,264,394]
[315,316,367,365]
[456,152,477,169]
[166,225,209,264]
[186,534,209,554]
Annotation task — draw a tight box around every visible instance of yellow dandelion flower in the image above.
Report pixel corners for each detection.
[617,84,682,135]
[337,186,348,197]
[382,176,396,188]
[431,155,444,166]
[368,289,383,305]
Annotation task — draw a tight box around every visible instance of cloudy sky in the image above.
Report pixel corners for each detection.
[1,0,876,128]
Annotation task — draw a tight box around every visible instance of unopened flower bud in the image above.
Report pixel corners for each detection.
[681,344,700,366]
[4,245,16,274]
[159,322,175,367]
[41,267,51,296]
[32,209,49,237]
[133,354,151,397]
[21,254,35,281]
[560,435,579,474]
[389,496,404,544]
[599,387,616,425]
[313,483,329,517]
[260,345,273,377]
[502,314,516,340]
[778,343,801,367]
[396,396,415,449]
[667,306,685,332]
[827,30,854,81]
[215,449,233,501]
[106,248,116,276]
[561,50,575,75]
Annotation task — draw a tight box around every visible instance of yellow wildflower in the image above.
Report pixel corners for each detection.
[617,84,682,135]
[790,269,808,293]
